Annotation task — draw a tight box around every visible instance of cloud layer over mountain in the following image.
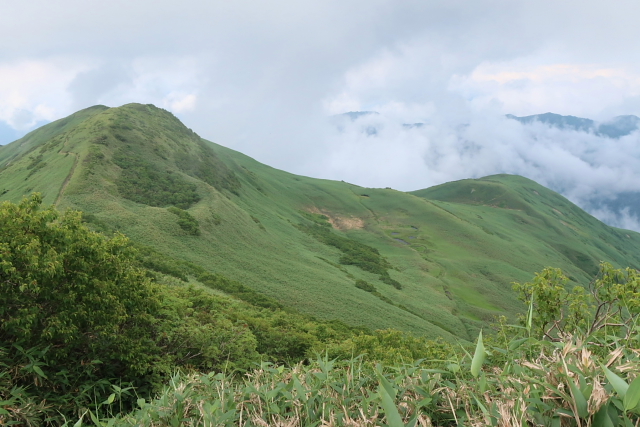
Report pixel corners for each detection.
[2,0,640,229]
[320,111,640,231]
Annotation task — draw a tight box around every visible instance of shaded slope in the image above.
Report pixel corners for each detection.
[2,103,640,342]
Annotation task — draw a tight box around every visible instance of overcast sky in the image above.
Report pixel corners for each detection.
[2,0,640,228]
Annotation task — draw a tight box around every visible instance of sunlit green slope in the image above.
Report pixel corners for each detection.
[2,103,639,341]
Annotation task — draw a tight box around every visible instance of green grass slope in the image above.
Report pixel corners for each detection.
[2,103,640,342]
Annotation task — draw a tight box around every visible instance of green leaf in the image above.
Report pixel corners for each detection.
[491,347,507,355]
[526,292,534,331]
[470,330,486,377]
[623,376,640,412]
[269,403,280,414]
[472,394,489,416]
[603,365,629,398]
[292,375,308,402]
[406,415,418,427]
[73,411,87,427]
[556,408,574,418]
[567,379,588,418]
[415,386,430,397]
[479,371,487,393]
[378,384,404,427]
[375,369,397,400]
[593,404,615,427]
[508,338,529,351]
[102,393,115,405]
[32,365,47,379]
[421,369,449,374]
[88,410,101,426]
[417,397,432,407]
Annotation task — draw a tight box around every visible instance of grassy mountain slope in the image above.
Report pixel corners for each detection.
[2,103,640,342]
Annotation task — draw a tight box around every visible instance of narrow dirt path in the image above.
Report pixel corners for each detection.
[55,132,79,207]
[55,152,79,206]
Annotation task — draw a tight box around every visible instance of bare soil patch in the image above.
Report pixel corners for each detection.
[306,206,365,230]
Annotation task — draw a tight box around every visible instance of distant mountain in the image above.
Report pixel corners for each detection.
[2,103,640,341]
[597,115,640,138]
[336,111,640,138]
[507,112,640,138]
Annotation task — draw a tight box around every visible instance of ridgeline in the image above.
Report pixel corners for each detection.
[1,103,640,340]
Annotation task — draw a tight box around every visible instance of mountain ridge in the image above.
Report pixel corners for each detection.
[2,103,640,341]
[506,112,640,138]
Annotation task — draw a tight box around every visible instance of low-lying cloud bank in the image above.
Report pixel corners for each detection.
[310,111,640,232]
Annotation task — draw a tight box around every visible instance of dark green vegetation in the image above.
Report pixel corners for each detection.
[2,103,640,342]
[113,150,201,209]
[167,206,200,235]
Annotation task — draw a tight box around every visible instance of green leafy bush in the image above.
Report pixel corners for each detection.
[134,244,189,281]
[355,279,376,292]
[167,206,201,235]
[154,286,260,373]
[113,149,200,209]
[197,272,283,310]
[0,196,260,423]
[513,262,640,342]
[25,153,47,178]
[0,194,162,419]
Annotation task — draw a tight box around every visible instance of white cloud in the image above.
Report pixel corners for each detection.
[163,93,197,113]
[323,93,362,115]
[0,59,91,129]
[0,56,203,137]
[451,61,640,118]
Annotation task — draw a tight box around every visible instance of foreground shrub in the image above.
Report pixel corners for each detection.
[0,194,163,419]
[0,196,259,423]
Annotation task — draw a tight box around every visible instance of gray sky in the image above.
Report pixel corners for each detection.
[2,0,640,228]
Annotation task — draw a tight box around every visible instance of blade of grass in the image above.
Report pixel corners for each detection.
[470,330,486,377]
